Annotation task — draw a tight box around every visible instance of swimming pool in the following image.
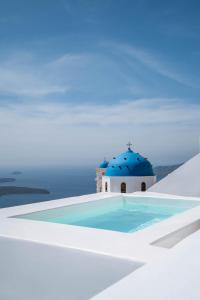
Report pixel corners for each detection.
[14,196,200,233]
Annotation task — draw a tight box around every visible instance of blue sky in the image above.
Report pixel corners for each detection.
[0,0,200,166]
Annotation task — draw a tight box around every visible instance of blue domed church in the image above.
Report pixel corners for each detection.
[96,143,156,193]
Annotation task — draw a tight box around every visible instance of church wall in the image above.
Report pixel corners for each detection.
[101,176,111,192]
[102,176,156,193]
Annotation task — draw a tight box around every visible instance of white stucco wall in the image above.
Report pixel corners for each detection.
[149,154,200,197]
[102,176,156,193]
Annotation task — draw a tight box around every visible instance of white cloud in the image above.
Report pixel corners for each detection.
[2,98,199,126]
[0,53,70,97]
[49,53,85,68]
[0,45,199,166]
[0,44,197,102]
[112,43,199,89]
[0,69,69,97]
[0,98,199,166]
[0,51,92,98]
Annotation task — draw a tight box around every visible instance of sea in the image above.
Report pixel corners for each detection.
[0,165,178,209]
[0,167,96,208]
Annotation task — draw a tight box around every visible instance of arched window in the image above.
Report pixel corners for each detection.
[121,182,126,193]
[105,182,108,192]
[141,182,146,192]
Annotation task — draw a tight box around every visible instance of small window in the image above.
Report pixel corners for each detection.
[105,182,108,192]
[121,182,126,193]
[141,182,146,192]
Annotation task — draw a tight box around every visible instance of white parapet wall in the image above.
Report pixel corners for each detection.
[102,176,156,193]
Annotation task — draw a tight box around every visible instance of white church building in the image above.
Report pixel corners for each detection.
[96,143,156,193]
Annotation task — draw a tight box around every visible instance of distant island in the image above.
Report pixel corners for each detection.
[0,186,50,197]
[11,171,22,175]
[0,178,16,183]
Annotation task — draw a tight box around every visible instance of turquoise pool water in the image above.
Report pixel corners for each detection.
[15,196,200,233]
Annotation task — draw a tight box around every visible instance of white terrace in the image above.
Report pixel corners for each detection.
[0,154,200,300]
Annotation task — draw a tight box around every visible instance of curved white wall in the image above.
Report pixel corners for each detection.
[149,154,200,197]
[102,176,156,193]
[0,237,142,300]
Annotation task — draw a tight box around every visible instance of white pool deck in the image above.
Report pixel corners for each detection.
[93,227,200,300]
[1,191,200,299]
[1,192,200,262]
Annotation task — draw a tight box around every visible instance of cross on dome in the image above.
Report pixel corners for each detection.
[126,142,132,150]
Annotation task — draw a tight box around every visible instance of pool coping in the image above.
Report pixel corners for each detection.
[0,191,200,263]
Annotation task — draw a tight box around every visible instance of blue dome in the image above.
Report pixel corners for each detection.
[99,159,109,168]
[105,148,154,177]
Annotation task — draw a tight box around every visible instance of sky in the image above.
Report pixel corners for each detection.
[0,0,200,167]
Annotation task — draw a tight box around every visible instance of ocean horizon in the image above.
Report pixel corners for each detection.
[0,167,96,208]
